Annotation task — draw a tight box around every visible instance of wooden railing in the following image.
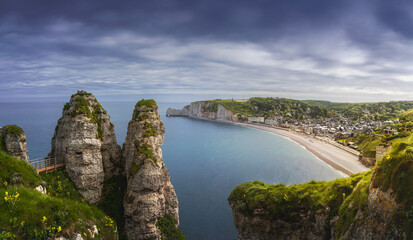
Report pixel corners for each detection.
[30,157,65,173]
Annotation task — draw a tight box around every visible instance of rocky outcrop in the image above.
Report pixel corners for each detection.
[359,155,376,168]
[0,125,29,162]
[50,91,122,204]
[123,99,179,240]
[338,185,403,239]
[167,101,238,121]
[229,145,411,240]
[166,105,190,116]
[229,207,329,240]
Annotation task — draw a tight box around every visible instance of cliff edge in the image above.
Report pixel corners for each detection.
[228,141,412,239]
[167,101,237,121]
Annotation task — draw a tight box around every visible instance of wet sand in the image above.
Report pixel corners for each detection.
[234,123,369,176]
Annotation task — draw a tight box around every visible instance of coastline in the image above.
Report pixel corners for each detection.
[180,116,370,176]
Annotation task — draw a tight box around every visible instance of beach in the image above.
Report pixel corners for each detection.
[234,122,369,176]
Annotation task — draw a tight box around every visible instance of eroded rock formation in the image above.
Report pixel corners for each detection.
[50,91,121,204]
[123,99,179,240]
[167,101,238,121]
[0,125,29,162]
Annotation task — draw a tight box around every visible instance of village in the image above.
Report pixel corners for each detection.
[247,115,398,149]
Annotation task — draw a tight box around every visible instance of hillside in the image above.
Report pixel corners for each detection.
[207,97,331,120]
[0,150,118,239]
[304,100,413,121]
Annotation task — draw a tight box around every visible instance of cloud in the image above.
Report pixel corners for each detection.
[1,0,413,102]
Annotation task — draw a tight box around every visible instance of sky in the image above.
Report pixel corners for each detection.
[1,0,413,103]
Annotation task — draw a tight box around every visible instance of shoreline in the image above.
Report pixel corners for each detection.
[179,116,370,176]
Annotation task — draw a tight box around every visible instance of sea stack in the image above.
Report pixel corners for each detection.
[123,99,179,240]
[0,125,29,162]
[50,90,122,204]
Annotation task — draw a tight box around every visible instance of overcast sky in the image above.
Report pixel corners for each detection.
[1,0,413,102]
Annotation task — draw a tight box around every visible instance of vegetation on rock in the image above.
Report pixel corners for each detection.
[156,214,186,240]
[98,175,127,240]
[0,150,118,239]
[40,171,82,201]
[136,99,157,108]
[3,125,24,136]
[229,172,370,222]
[305,100,413,121]
[204,97,331,119]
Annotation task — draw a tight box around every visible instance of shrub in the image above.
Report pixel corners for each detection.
[4,125,24,136]
[156,214,186,240]
[136,99,157,108]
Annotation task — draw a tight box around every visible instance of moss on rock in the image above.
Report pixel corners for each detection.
[4,125,24,136]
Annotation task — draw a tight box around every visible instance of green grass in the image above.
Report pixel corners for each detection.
[0,146,119,239]
[229,172,369,222]
[136,99,157,108]
[0,186,117,239]
[210,100,256,116]
[133,140,157,166]
[372,142,413,205]
[98,175,127,240]
[67,92,106,140]
[3,125,24,136]
[129,162,143,176]
[204,102,218,112]
[40,171,82,201]
[349,133,382,157]
[156,214,186,240]
[0,152,42,188]
[335,171,372,238]
[73,90,92,97]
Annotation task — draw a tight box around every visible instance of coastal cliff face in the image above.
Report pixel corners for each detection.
[123,99,179,240]
[50,91,122,204]
[0,125,29,162]
[229,141,412,240]
[167,101,237,121]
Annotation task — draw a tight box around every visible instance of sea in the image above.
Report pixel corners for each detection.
[0,101,343,240]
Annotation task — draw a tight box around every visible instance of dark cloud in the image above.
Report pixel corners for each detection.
[1,0,413,102]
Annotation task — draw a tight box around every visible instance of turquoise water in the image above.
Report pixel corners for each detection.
[0,102,342,239]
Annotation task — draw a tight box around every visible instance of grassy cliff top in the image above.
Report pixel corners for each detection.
[136,99,158,108]
[3,125,24,136]
[229,172,369,221]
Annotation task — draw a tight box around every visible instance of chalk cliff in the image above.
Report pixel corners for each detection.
[167,101,238,121]
[0,125,29,162]
[50,91,122,204]
[123,99,179,240]
[228,141,412,240]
